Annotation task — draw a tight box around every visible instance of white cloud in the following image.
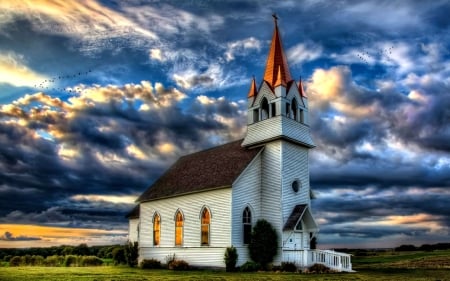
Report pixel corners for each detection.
[287,42,323,65]
[0,52,48,87]
[0,0,157,52]
[225,37,262,62]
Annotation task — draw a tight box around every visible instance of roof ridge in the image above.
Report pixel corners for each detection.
[179,139,244,159]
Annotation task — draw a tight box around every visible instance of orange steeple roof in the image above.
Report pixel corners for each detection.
[263,14,293,88]
[247,76,258,98]
[298,76,307,98]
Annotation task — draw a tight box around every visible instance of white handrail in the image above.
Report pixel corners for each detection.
[282,249,353,272]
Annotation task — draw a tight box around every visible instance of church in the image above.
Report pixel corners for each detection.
[127,17,352,272]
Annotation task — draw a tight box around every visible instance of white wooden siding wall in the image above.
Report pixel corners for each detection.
[260,140,283,264]
[281,141,310,220]
[128,218,139,243]
[281,141,312,249]
[242,115,314,147]
[139,188,232,267]
[231,152,262,266]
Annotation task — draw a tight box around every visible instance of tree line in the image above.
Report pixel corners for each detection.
[0,242,139,267]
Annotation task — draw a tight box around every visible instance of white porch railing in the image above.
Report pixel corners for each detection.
[283,249,353,272]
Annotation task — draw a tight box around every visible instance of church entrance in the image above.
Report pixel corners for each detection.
[284,231,303,250]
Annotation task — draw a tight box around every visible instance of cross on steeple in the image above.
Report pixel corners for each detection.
[263,14,292,88]
[272,13,278,26]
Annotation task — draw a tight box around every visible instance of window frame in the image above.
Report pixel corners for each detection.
[200,207,211,246]
[174,210,184,247]
[152,212,161,246]
[242,206,252,245]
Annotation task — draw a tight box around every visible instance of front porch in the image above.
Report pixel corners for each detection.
[283,249,353,272]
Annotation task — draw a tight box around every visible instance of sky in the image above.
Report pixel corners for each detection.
[0,0,449,249]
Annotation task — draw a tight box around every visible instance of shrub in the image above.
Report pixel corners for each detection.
[30,255,44,266]
[44,255,63,266]
[112,246,126,265]
[9,256,21,267]
[281,261,297,272]
[4,255,12,262]
[240,261,260,272]
[165,253,176,268]
[64,255,78,267]
[248,219,278,270]
[168,259,189,271]
[80,256,103,266]
[21,255,32,266]
[308,263,331,273]
[224,246,238,272]
[125,241,139,267]
[140,258,162,269]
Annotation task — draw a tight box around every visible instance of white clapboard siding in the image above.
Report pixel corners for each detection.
[139,188,232,267]
[260,140,283,264]
[281,141,311,220]
[128,218,139,243]
[242,115,314,147]
[231,151,262,265]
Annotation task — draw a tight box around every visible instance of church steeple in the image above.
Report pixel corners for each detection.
[243,16,314,149]
[263,14,293,88]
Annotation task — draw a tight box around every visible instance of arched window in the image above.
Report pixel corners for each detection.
[261,98,269,120]
[291,98,298,121]
[175,210,184,246]
[153,213,160,246]
[243,207,252,244]
[200,208,211,246]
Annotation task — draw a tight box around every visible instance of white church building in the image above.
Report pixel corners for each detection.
[127,17,352,272]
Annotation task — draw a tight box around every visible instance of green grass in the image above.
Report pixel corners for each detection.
[0,266,448,281]
[352,249,450,269]
[0,251,449,281]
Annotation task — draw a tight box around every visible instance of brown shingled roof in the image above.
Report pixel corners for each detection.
[283,204,307,231]
[126,204,140,219]
[137,140,262,202]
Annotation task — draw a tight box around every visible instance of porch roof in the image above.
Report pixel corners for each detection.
[283,204,318,231]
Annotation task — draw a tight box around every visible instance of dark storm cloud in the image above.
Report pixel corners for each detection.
[0,231,41,241]
[0,81,244,229]
[1,0,449,247]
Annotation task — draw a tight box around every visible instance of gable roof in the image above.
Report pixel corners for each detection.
[137,139,262,202]
[126,204,140,219]
[283,204,318,231]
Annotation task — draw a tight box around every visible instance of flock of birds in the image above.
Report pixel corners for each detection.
[30,45,396,94]
[356,46,395,65]
[33,69,92,94]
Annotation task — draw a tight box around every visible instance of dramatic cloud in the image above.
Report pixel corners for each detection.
[1,0,449,248]
[0,78,246,235]
[0,52,48,87]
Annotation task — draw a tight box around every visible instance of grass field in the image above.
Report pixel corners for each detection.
[0,250,449,281]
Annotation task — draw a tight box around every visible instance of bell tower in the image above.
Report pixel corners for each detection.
[242,15,318,256]
[242,15,314,148]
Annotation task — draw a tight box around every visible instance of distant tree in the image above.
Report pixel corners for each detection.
[248,219,278,270]
[395,244,417,251]
[74,243,89,256]
[62,246,74,256]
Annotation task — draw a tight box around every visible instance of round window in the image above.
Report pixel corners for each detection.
[292,180,300,192]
